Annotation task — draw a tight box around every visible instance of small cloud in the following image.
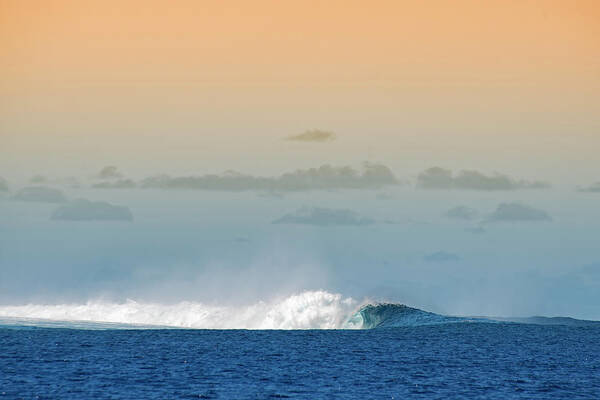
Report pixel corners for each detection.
[581,263,600,276]
[273,207,375,227]
[417,167,550,191]
[51,199,133,221]
[12,186,67,203]
[234,236,251,243]
[382,218,430,226]
[286,129,336,142]
[578,182,600,193]
[444,206,478,220]
[59,177,81,189]
[92,179,136,189]
[30,175,47,184]
[573,263,600,286]
[28,176,81,188]
[375,193,394,200]
[424,251,461,263]
[0,177,8,191]
[486,202,552,223]
[257,191,285,199]
[97,166,123,180]
[465,226,486,234]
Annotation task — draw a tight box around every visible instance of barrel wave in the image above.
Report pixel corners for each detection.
[348,303,472,328]
[0,290,596,329]
[0,291,468,330]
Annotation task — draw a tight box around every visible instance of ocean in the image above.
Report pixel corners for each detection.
[1,298,599,399]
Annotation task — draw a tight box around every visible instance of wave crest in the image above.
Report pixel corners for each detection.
[352,303,466,328]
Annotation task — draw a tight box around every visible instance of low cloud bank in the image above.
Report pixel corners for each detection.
[417,167,549,191]
[444,206,478,220]
[578,183,600,193]
[486,202,552,222]
[51,199,133,221]
[0,177,7,191]
[12,186,67,203]
[141,163,398,191]
[286,129,335,142]
[424,251,461,263]
[92,179,136,189]
[273,207,375,226]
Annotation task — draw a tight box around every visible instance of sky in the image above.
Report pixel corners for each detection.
[1,0,599,320]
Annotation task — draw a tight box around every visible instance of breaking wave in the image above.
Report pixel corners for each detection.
[3,290,592,329]
[1,291,469,330]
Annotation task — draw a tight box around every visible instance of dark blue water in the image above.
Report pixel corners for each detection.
[1,323,599,399]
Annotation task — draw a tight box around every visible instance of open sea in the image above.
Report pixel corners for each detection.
[1,321,599,399]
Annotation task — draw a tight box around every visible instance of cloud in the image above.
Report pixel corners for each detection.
[444,206,478,220]
[51,199,133,221]
[12,186,67,203]
[141,162,398,191]
[0,177,7,191]
[30,175,47,184]
[424,251,461,263]
[286,129,335,142]
[28,176,81,188]
[465,226,486,234]
[92,179,136,189]
[257,191,285,199]
[417,167,550,190]
[97,166,123,180]
[581,263,600,275]
[375,193,394,200]
[578,182,600,193]
[59,177,81,189]
[486,202,552,222]
[382,218,429,226]
[273,207,375,227]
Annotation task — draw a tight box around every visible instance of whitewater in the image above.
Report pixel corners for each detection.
[0,291,366,330]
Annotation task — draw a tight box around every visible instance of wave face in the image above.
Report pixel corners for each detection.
[0,291,360,330]
[349,303,468,329]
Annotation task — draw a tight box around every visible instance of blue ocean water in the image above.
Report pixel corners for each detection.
[2,322,599,399]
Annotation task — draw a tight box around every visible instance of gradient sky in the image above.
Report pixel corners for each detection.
[1,0,599,180]
[1,1,599,320]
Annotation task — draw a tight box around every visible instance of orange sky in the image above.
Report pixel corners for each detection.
[2,0,599,85]
[1,0,599,179]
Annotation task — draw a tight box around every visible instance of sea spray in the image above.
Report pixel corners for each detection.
[0,291,362,330]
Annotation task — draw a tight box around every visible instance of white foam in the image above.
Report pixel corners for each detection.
[0,291,364,330]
